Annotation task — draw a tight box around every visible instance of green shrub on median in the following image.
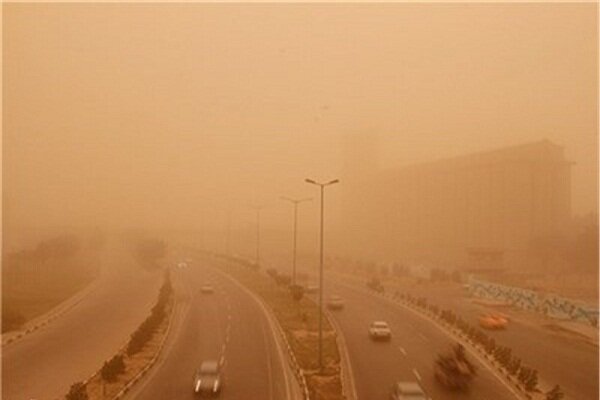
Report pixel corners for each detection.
[65,382,88,400]
[101,354,125,382]
[127,272,172,356]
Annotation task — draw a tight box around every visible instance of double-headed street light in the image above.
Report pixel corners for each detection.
[305,178,339,372]
[280,196,312,286]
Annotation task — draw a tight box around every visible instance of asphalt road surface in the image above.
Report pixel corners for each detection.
[2,241,162,400]
[389,281,599,400]
[131,258,292,400]
[319,281,519,400]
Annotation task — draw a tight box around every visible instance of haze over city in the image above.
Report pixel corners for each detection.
[2,3,598,400]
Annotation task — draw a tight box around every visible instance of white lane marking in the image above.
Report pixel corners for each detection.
[412,368,422,381]
[417,332,429,342]
[398,346,407,356]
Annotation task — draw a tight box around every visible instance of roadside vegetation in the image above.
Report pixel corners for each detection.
[64,271,173,400]
[214,253,343,400]
[384,289,565,400]
[2,234,104,332]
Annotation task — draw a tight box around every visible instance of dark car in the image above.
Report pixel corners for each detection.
[193,360,222,396]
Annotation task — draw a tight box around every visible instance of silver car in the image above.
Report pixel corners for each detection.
[193,361,222,396]
[390,381,427,400]
[369,321,392,340]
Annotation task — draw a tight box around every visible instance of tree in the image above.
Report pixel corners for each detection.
[101,354,125,382]
[290,284,305,302]
[525,368,538,391]
[507,357,521,376]
[518,366,531,385]
[65,382,88,400]
[546,385,564,400]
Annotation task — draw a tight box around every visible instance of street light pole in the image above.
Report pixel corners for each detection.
[281,196,312,286]
[252,206,264,267]
[305,178,339,372]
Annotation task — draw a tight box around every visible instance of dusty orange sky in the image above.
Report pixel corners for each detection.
[2,3,598,240]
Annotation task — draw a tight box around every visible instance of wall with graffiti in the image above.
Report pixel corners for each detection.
[468,277,599,327]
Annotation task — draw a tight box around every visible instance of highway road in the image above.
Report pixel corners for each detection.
[380,279,599,400]
[315,280,519,400]
[1,240,163,400]
[131,257,294,400]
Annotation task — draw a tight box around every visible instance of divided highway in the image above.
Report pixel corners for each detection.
[318,280,519,400]
[131,258,294,400]
[2,241,162,400]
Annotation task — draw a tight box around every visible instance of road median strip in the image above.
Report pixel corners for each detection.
[63,271,175,400]
[207,252,346,400]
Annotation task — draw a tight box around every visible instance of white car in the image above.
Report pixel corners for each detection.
[305,285,319,294]
[369,321,392,341]
[390,381,427,400]
[200,285,215,294]
[327,295,345,310]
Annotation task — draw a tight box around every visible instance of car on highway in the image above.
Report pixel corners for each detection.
[200,285,215,294]
[389,381,428,400]
[327,295,345,310]
[369,321,392,340]
[479,313,508,330]
[366,277,385,293]
[305,284,319,294]
[193,360,222,396]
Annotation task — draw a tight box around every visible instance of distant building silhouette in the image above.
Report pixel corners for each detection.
[341,139,572,271]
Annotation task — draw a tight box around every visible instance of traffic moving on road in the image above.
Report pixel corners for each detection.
[3,3,598,400]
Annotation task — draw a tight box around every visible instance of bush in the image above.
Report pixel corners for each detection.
[65,382,88,400]
[525,369,538,391]
[290,284,305,302]
[508,357,521,376]
[101,354,125,382]
[127,274,172,355]
[546,385,564,400]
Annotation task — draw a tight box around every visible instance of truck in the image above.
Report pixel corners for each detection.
[434,343,476,390]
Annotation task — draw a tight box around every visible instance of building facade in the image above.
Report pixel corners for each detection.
[340,140,572,271]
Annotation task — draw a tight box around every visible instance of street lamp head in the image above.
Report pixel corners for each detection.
[305,178,317,185]
[326,179,340,186]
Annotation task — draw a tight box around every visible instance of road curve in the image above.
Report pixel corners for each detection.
[131,258,291,400]
[1,241,162,400]
[321,281,519,400]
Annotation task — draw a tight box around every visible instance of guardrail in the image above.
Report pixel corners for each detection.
[3,280,99,347]
[211,259,309,400]
[363,285,547,400]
